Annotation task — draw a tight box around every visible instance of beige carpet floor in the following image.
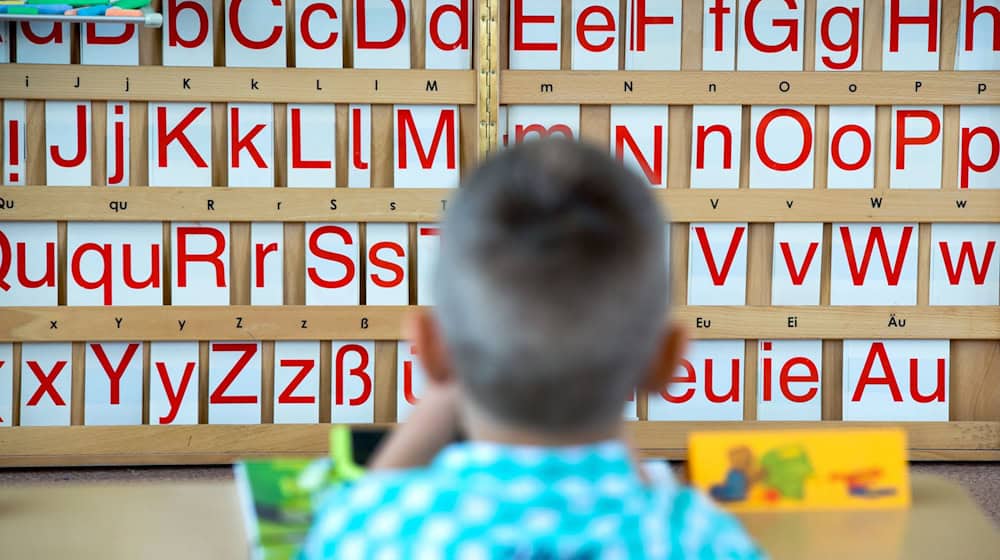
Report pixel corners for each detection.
[0,463,997,525]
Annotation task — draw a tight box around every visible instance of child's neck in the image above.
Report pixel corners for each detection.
[462,407,623,448]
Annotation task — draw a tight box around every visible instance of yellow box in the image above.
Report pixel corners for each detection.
[688,429,910,512]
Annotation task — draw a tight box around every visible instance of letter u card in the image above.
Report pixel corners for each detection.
[689,429,910,511]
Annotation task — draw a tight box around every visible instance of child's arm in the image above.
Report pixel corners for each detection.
[369,384,460,470]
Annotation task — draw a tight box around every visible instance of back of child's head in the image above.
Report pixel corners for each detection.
[434,138,669,433]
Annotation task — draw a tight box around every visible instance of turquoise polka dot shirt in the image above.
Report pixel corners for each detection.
[301,440,766,560]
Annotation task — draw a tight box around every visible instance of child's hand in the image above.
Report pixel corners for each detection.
[368,383,461,471]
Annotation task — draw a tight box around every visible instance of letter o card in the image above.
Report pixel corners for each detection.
[737,0,804,70]
[397,341,427,422]
[771,223,823,305]
[648,340,744,421]
[426,0,473,69]
[843,340,949,421]
[295,0,344,68]
[305,223,360,305]
[827,106,875,189]
[929,223,999,306]
[354,0,411,68]
[274,341,320,424]
[208,341,262,424]
[20,342,72,427]
[882,0,941,71]
[0,343,12,427]
[332,340,376,423]
[610,105,669,188]
[959,106,1000,189]
[172,222,230,305]
[394,105,461,188]
[67,222,163,307]
[508,105,581,144]
[85,342,143,426]
[81,23,139,66]
[225,0,286,67]
[366,223,410,305]
[831,223,918,306]
[0,222,59,307]
[749,105,815,189]
[46,101,92,187]
[688,223,748,305]
[149,341,200,426]
[890,106,943,189]
[757,340,822,421]
[287,104,336,188]
[571,0,619,70]
[509,0,561,69]
[815,0,863,71]
[624,0,682,70]
[17,22,70,64]
[163,0,214,66]
[957,0,1000,70]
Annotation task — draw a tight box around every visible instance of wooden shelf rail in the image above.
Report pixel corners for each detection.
[2,306,996,341]
[0,422,996,466]
[1,188,996,223]
[0,66,477,104]
[499,71,1000,105]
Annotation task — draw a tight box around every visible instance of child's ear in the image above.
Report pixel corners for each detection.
[639,323,687,392]
[408,309,455,385]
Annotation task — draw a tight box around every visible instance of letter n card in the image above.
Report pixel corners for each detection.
[689,429,910,511]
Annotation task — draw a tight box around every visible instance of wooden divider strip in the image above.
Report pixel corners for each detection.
[1,188,995,222]
[2,306,996,341]
[499,71,998,104]
[0,66,477,104]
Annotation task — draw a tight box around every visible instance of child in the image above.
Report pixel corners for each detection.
[302,139,765,559]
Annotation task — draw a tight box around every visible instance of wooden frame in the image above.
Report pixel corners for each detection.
[499,71,998,105]
[1,187,997,222]
[0,0,997,466]
[4,306,996,342]
[1,422,996,467]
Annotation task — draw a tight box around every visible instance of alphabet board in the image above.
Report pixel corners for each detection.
[0,0,997,466]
